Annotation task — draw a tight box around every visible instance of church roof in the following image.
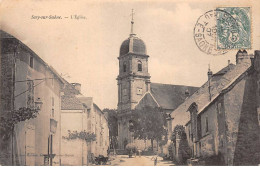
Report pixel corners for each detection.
[171,61,251,126]
[150,83,199,110]
[120,36,147,56]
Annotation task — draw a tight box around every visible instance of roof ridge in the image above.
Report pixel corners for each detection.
[151,82,199,88]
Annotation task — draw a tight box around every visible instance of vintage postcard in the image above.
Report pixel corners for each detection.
[0,0,259,166]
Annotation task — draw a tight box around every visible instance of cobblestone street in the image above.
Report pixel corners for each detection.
[108,155,176,166]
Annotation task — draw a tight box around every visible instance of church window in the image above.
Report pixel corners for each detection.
[29,56,34,68]
[123,62,127,72]
[138,60,142,71]
[217,103,222,114]
[123,88,127,96]
[205,116,209,133]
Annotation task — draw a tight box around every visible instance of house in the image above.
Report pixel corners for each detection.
[0,30,65,166]
[169,50,260,165]
[60,83,88,166]
[77,96,109,158]
[60,82,109,165]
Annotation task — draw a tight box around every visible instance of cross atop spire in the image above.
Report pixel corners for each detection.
[130,9,136,37]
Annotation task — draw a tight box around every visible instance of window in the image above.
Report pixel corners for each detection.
[52,97,54,107]
[123,62,127,72]
[138,60,142,71]
[205,116,209,133]
[217,103,222,114]
[29,56,34,68]
[51,108,54,117]
[87,109,91,118]
[123,88,127,96]
[27,80,34,108]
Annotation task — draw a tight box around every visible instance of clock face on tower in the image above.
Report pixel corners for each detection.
[137,87,143,95]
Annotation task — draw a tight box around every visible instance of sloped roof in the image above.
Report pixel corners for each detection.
[61,82,81,96]
[149,83,199,110]
[0,30,15,38]
[136,92,160,109]
[61,95,84,110]
[171,61,251,126]
[77,96,93,109]
[0,30,65,84]
[214,63,235,76]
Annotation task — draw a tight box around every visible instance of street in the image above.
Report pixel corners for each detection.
[107,155,176,166]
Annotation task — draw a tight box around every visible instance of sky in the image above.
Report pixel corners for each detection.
[1,0,259,109]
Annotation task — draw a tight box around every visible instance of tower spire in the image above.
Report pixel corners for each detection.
[130,9,136,37]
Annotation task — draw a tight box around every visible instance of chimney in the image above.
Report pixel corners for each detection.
[208,64,213,101]
[207,64,213,80]
[236,50,249,64]
[71,83,81,93]
[228,60,231,70]
[254,50,260,72]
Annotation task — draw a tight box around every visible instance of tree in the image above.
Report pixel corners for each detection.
[0,107,39,165]
[131,106,167,151]
[171,125,191,164]
[171,125,186,143]
[0,107,39,143]
[103,108,118,149]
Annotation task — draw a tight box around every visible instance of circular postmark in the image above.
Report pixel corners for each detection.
[193,10,237,55]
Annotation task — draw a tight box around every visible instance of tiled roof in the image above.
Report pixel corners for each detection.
[61,95,84,110]
[171,61,251,126]
[61,82,81,96]
[150,83,199,110]
[77,96,93,109]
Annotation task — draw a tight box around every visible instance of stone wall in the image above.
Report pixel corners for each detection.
[224,70,260,165]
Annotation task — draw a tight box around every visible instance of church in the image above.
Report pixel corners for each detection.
[116,12,199,150]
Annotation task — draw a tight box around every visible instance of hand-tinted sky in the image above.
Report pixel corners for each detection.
[1,0,259,109]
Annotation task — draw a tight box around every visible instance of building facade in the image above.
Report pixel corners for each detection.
[0,30,64,166]
[60,83,88,166]
[170,50,260,165]
[60,82,109,165]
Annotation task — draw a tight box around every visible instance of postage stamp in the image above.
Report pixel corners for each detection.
[194,10,228,55]
[216,7,251,50]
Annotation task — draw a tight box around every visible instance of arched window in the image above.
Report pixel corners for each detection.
[123,62,127,72]
[138,60,142,72]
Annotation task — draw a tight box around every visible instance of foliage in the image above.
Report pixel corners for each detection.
[63,130,96,143]
[131,106,168,150]
[103,108,118,149]
[171,125,186,143]
[159,137,168,146]
[125,143,137,153]
[0,107,39,140]
[168,143,174,160]
[171,125,191,164]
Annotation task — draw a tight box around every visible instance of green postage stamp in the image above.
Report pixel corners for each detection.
[216,7,251,50]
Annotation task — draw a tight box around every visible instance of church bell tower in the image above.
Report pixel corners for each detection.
[117,9,151,149]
